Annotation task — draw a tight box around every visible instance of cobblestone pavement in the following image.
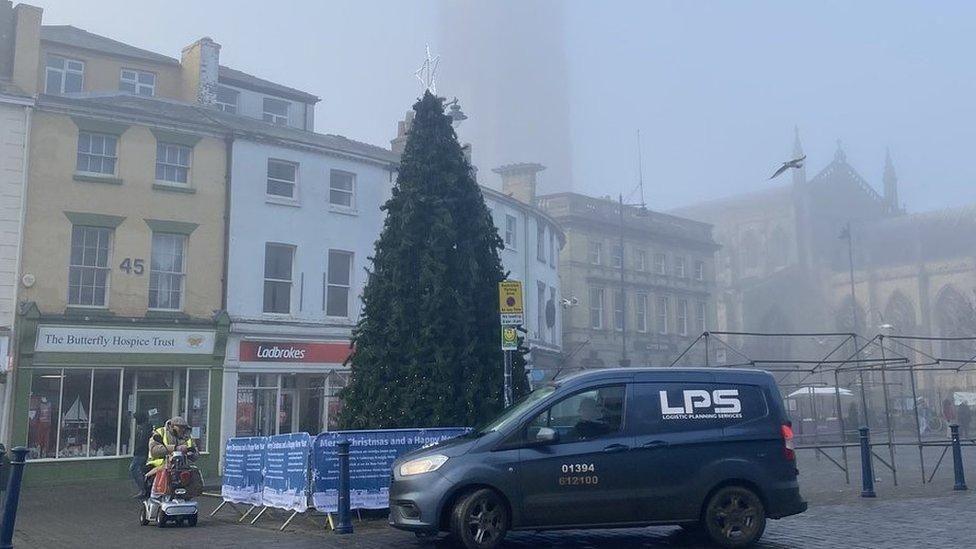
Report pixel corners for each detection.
[12,479,975,548]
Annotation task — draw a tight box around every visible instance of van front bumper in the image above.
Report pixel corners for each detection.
[388,471,453,533]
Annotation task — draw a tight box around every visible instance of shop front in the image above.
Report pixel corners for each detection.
[12,310,229,483]
[219,336,352,463]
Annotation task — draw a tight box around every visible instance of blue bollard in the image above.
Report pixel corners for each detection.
[859,427,876,498]
[0,447,29,549]
[950,424,967,491]
[335,439,353,535]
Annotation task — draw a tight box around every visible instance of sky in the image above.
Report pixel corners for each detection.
[28,0,976,212]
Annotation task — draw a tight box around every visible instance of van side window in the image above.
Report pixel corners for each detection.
[526,385,626,444]
[631,383,768,434]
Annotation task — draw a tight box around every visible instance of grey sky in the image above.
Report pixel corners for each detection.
[31,0,976,212]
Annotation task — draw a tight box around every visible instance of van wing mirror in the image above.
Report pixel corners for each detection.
[535,427,558,444]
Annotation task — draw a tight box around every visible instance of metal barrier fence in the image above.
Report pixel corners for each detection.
[672,331,976,491]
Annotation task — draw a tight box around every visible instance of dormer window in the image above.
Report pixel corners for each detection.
[119,69,155,96]
[263,98,290,125]
[216,86,239,113]
[45,55,84,94]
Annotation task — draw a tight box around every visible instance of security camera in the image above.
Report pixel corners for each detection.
[560,297,580,309]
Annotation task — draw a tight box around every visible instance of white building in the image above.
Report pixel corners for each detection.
[218,111,398,454]
[484,164,564,380]
[0,80,33,444]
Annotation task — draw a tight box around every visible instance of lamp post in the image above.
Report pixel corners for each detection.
[840,221,870,427]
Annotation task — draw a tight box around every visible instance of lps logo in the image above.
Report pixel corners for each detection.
[659,389,743,420]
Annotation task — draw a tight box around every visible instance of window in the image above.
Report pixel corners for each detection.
[636,293,648,333]
[68,226,112,307]
[653,253,667,275]
[76,132,117,175]
[504,215,517,249]
[24,368,204,460]
[656,296,669,334]
[696,300,707,333]
[329,170,356,208]
[611,245,623,268]
[148,233,186,310]
[588,241,602,265]
[677,299,689,335]
[325,250,353,317]
[589,287,605,329]
[695,260,705,281]
[636,249,647,271]
[537,282,547,341]
[215,86,239,113]
[263,97,290,125]
[263,243,294,313]
[267,159,298,198]
[155,142,191,184]
[613,290,625,331]
[548,231,556,268]
[675,257,687,278]
[45,55,84,94]
[119,69,155,96]
[537,225,546,262]
[526,385,626,444]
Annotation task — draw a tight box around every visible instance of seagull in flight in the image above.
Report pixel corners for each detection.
[769,155,806,180]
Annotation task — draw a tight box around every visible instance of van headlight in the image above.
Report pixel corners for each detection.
[399,454,449,477]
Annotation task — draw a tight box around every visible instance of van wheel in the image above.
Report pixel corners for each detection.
[703,486,766,548]
[450,488,509,549]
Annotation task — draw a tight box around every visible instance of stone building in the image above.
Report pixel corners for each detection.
[538,192,719,371]
[673,130,976,397]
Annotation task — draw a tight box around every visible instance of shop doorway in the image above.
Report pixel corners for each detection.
[236,372,347,437]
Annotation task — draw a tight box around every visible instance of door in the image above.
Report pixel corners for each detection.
[278,389,299,434]
[628,382,738,521]
[517,384,637,527]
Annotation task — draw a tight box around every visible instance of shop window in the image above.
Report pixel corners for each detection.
[57,370,92,458]
[182,370,210,453]
[28,370,62,459]
[90,370,121,456]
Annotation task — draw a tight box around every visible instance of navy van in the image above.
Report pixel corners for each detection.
[389,368,806,548]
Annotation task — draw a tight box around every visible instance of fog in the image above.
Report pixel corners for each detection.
[29,0,976,211]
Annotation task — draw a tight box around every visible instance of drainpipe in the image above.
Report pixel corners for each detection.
[1,103,32,447]
[221,135,233,311]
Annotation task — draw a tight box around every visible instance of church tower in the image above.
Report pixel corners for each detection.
[883,148,901,214]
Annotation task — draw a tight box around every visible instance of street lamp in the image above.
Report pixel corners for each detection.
[446,97,467,124]
[840,221,870,427]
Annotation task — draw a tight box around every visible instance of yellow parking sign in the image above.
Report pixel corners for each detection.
[499,281,523,314]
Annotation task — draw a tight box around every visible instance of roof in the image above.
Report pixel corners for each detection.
[40,26,320,104]
[218,65,319,104]
[41,25,179,65]
[669,184,793,222]
[35,93,397,165]
[558,367,773,385]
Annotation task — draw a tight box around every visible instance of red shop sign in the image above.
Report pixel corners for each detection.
[239,340,352,363]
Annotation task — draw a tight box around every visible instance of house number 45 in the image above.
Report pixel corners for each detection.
[119,258,145,275]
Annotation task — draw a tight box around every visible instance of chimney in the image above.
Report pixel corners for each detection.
[181,37,221,105]
[391,110,414,156]
[493,163,546,205]
[10,3,41,95]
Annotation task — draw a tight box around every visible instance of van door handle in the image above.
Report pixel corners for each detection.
[602,443,630,453]
[641,440,669,449]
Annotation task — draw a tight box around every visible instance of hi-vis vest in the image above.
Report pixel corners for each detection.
[146,426,194,468]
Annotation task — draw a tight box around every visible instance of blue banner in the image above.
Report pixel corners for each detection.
[262,432,312,512]
[221,436,266,505]
[311,428,468,512]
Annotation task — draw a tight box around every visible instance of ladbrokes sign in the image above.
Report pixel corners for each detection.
[239,341,352,364]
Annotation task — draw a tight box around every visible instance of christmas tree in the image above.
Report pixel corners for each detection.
[339,92,527,429]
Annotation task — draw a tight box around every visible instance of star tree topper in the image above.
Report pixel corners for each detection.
[415,43,440,95]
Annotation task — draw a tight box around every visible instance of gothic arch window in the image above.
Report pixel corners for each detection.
[768,226,790,269]
[835,296,865,335]
[935,286,976,360]
[741,230,761,271]
[883,291,916,334]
